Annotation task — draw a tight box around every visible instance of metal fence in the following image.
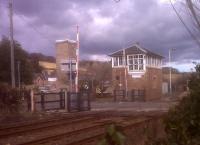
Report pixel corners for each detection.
[113,90,125,101]
[34,91,65,111]
[131,89,145,101]
[113,89,145,102]
[67,91,90,112]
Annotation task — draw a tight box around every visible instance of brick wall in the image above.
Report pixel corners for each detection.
[112,67,162,101]
[144,67,162,101]
[55,41,77,88]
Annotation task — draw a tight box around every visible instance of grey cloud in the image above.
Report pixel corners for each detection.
[0,0,199,64]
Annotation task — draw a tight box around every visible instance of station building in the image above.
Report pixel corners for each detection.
[109,44,164,101]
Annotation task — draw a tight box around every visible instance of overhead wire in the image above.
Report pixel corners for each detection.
[186,0,200,29]
[184,0,200,36]
[169,0,200,48]
[13,10,54,44]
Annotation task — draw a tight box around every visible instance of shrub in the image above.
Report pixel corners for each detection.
[161,64,200,145]
[97,124,126,145]
[0,84,29,114]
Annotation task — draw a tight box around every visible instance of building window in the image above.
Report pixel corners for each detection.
[128,56,133,70]
[139,55,143,70]
[128,54,144,71]
[113,56,124,67]
[119,56,123,66]
[61,63,76,71]
[113,57,118,66]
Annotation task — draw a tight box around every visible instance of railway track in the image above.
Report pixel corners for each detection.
[17,120,112,145]
[0,112,116,145]
[0,111,107,139]
[61,117,151,145]
[0,111,160,145]
[0,117,97,139]
[18,118,150,145]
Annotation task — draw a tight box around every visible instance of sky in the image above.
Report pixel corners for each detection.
[0,0,200,72]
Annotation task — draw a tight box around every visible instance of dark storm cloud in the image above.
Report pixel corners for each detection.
[0,0,200,65]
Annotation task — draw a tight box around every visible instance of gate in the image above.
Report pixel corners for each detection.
[34,91,65,111]
[67,91,90,112]
[113,90,125,101]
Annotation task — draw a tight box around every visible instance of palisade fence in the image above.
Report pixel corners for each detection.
[113,90,125,101]
[34,91,65,111]
[113,89,145,102]
[67,91,91,112]
[131,89,145,101]
[0,88,91,112]
[32,90,91,112]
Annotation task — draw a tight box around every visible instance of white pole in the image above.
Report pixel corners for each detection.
[169,48,172,96]
[75,25,79,93]
[9,0,15,88]
[119,71,122,90]
[17,61,20,89]
[123,49,128,99]
[69,58,72,92]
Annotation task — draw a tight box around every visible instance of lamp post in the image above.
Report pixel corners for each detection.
[169,48,175,96]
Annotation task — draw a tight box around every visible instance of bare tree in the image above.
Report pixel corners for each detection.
[170,0,200,46]
[186,0,200,32]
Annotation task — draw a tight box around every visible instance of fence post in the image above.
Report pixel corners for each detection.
[143,89,146,101]
[30,89,35,112]
[113,90,116,102]
[67,92,70,112]
[64,89,68,110]
[131,89,135,102]
[88,92,91,110]
[59,91,63,109]
[41,93,45,110]
[122,90,125,101]
[78,92,81,111]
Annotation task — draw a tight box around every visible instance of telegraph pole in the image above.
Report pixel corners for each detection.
[17,61,20,89]
[75,25,79,92]
[69,58,72,92]
[169,49,172,96]
[169,48,175,96]
[123,49,128,99]
[9,0,15,88]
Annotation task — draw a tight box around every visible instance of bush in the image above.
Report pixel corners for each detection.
[97,124,126,145]
[160,64,200,145]
[0,84,30,114]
